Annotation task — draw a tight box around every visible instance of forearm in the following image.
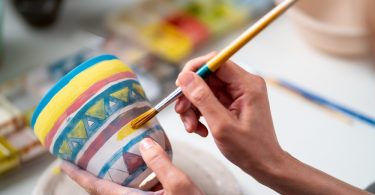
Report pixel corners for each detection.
[249,152,370,195]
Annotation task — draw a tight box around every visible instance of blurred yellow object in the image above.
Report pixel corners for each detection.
[140,23,193,63]
[24,107,35,127]
[0,95,25,136]
[106,0,271,63]
[52,166,61,175]
[0,136,20,174]
[186,2,248,37]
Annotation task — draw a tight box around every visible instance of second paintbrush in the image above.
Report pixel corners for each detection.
[131,0,298,129]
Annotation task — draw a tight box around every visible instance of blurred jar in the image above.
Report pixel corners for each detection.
[288,0,370,58]
[12,0,63,28]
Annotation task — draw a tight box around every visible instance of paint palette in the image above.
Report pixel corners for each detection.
[31,55,172,189]
[106,0,274,63]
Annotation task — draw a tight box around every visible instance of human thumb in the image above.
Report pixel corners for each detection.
[139,138,190,190]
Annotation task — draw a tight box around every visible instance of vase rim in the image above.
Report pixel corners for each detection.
[31,54,118,128]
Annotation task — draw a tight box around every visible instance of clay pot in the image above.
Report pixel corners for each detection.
[288,0,370,58]
[31,55,172,189]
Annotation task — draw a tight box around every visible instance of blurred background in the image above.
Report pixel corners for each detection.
[1,0,375,194]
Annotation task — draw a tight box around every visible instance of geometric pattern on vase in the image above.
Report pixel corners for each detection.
[55,80,146,162]
[123,152,145,175]
[32,54,172,188]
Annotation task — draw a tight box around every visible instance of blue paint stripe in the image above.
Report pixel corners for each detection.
[123,164,148,186]
[53,79,145,157]
[279,79,375,127]
[97,126,161,178]
[31,54,118,128]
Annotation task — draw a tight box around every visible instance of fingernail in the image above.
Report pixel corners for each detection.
[178,72,195,87]
[175,79,180,86]
[182,118,190,131]
[140,138,155,150]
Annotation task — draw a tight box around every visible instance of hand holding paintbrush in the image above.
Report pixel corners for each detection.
[131,0,298,128]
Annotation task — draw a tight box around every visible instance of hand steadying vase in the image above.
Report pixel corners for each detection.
[31,54,172,189]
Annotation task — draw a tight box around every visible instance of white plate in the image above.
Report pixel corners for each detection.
[33,141,242,195]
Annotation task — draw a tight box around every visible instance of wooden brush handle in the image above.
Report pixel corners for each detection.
[195,0,298,78]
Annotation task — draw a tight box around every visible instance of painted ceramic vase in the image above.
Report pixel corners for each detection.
[31,54,172,189]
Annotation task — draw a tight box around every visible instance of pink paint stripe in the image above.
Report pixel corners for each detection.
[77,106,149,170]
[44,72,136,149]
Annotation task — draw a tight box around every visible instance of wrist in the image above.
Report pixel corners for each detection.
[242,149,368,194]
[244,150,294,186]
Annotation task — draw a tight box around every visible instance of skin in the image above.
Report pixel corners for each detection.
[61,137,203,195]
[62,52,371,195]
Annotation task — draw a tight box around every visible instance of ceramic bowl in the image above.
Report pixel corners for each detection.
[288,0,370,58]
[31,54,172,189]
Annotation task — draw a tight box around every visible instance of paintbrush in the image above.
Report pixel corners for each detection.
[131,0,298,129]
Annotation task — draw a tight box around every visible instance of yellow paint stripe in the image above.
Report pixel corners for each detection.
[116,123,136,141]
[117,121,152,141]
[34,59,131,144]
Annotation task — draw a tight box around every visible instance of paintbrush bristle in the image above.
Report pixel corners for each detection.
[131,108,158,129]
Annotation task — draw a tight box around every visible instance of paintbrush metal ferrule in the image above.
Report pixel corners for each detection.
[154,87,183,112]
[131,88,183,129]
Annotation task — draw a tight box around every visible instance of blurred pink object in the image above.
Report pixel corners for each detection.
[287,0,371,58]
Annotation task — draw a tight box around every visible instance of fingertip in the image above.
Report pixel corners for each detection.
[60,161,77,173]
[196,130,208,137]
[140,137,156,151]
[196,123,209,137]
[180,109,198,133]
[175,77,180,86]
[139,142,176,186]
[181,115,193,133]
[183,52,217,72]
